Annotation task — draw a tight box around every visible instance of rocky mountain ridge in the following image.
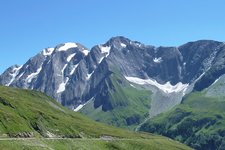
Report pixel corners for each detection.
[1,36,225,128]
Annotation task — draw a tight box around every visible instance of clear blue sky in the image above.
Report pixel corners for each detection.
[1,0,225,73]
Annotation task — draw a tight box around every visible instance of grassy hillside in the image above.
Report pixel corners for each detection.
[0,86,191,150]
[0,138,191,150]
[80,72,152,130]
[140,91,225,150]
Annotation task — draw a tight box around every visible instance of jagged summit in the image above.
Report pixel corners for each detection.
[105,36,147,49]
[41,42,89,56]
[106,36,131,45]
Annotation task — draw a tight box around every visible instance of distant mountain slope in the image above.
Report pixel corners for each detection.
[139,75,225,150]
[0,86,191,150]
[1,36,225,129]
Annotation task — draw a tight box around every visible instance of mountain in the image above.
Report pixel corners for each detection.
[0,86,191,150]
[0,42,89,104]
[1,36,225,131]
[139,75,225,150]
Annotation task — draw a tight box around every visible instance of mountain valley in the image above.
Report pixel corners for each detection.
[1,36,225,149]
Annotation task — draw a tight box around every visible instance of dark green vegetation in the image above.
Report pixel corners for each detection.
[140,91,225,150]
[0,86,191,150]
[80,72,152,130]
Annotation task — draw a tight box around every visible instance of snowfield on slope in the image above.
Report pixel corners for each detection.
[125,76,188,94]
[57,43,78,51]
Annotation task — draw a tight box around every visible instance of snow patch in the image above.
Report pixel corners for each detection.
[6,66,22,86]
[211,77,221,86]
[67,53,76,62]
[98,57,105,64]
[17,72,25,79]
[86,71,94,80]
[194,70,208,83]
[70,64,79,75]
[82,49,89,56]
[62,64,68,73]
[42,48,54,56]
[56,64,68,93]
[99,45,111,56]
[121,43,126,48]
[74,104,84,112]
[47,59,51,64]
[130,84,135,88]
[130,41,142,47]
[153,57,162,63]
[125,76,189,94]
[57,77,69,93]
[74,98,93,112]
[98,45,111,64]
[57,43,77,51]
[26,64,43,83]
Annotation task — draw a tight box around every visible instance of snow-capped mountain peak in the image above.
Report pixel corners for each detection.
[5,65,22,86]
[81,47,89,56]
[1,37,225,126]
[56,42,78,51]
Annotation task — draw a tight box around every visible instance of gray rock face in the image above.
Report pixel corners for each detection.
[0,65,21,86]
[0,36,225,124]
[1,43,89,104]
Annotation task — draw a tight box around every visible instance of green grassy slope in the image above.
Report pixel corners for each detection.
[140,91,225,150]
[0,138,191,150]
[80,72,152,130]
[0,86,191,150]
